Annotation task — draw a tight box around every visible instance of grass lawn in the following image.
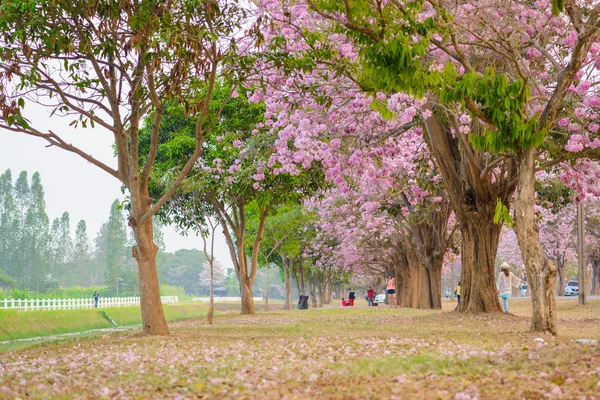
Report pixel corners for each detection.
[0,303,209,342]
[0,298,599,399]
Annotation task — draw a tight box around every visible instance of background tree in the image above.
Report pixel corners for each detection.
[72,220,91,287]
[105,200,128,296]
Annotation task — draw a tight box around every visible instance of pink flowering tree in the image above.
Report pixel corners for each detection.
[268,0,600,335]
[253,0,516,315]
[248,0,460,309]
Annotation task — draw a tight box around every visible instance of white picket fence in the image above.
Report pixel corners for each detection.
[193,296,262,302]
[0,296,178,311]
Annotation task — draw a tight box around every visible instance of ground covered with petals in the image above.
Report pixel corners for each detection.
[1,299,600,400]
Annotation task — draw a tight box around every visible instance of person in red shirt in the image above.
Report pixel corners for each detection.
[341,298,349,307]
[367,287,375,306]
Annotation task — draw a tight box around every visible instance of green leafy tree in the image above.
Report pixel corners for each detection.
[105,200,128,296]
[23,172,50,292]
[142,83,326,314]
[73,220,91,287]
[0,0,253,335]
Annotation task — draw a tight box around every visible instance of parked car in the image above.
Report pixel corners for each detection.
[564,280,579,296]
[520,283,528,297]
[444,288,451,298]
[373,293,386,305]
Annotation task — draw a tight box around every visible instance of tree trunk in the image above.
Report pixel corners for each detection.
[556,257,565,296]
[417,262,431,309]
[590,253,600,296]
[318,282,324,307]
[309,281,317,308]
[406,241,420,308]
[283,259,292,310]
[131,214,169,335]
[240,275,255,314]
[457,211,503,313]
[265,263,269,312]
[514,148,557,335]
[397,250,411,307]
[208,257,214,325]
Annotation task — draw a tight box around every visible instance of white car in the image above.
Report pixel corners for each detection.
[564,280,579,296]
[520,283,528,297]
[373,293,386,305]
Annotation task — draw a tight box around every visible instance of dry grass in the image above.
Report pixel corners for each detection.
[0,298,599,399]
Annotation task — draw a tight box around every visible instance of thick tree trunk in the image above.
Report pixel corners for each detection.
[131,214,169,335]
[515,148,557,335]
[417,262,432,309]
[398,251,411,307]
[457,210,503,313]
[240,276,255,314]
[407,242,420,308]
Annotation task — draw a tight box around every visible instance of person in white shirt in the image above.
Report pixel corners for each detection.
[497,262,525,313]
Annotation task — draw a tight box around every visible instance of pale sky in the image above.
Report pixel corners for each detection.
[0,109,233,269]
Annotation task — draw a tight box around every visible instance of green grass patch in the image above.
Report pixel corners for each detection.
[0,303,208,342]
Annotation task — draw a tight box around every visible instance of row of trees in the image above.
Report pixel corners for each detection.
[2,0,599,336]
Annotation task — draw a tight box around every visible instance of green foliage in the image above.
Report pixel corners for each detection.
[493,198,514,228]
[104,200,131,296]
[160,249,208,295]
[1,285,106,300]
[159,284,187,298]
[295,1,549,155]
[0,268,17,290]
[552,0,565,16]
[535,178,575,213]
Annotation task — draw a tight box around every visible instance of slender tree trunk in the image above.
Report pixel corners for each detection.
[283,257,292,310]
[556,257,565,297]
[265,263,269,312]
[318,282,324,307]
[309,281,317,308]
[457,212,503,313]
[514,148,557,335]
[589,253,600,296]
[131,213,169,335]
[208,258,214,324]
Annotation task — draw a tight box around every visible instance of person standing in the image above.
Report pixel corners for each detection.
[497,263,525,313]
[386,274,396,307]
[367,287,375,306]
[456,281,461,305]
[93,290,99,308]
[348,288,356,306]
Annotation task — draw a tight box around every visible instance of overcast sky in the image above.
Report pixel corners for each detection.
[0,109,233,269]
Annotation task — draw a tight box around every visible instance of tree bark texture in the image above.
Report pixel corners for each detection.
[240,275,255,314]
[514,148,557,335]
[457,213,503,313]
[556,256,565,297]
[421,108,517,313]
[131,210,169,335]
